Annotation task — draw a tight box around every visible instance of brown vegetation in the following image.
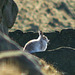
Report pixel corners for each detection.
[9,0,75,32]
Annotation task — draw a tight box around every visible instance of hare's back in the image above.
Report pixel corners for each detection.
[25,40,39,51]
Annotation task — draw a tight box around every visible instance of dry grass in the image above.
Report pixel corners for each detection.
[39,59,63,75]
[9,0,75,32]
[0,51,63,75]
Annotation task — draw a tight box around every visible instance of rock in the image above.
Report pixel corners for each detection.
[0,0,18,35]
[0,31,21,51]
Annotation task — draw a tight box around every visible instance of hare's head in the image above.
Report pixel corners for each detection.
[38,31,49,43]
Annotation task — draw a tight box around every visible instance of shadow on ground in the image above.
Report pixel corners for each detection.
[9,29,75,49]
[9,29,75,75]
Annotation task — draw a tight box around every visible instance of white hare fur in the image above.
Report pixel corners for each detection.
[23,31,49,53]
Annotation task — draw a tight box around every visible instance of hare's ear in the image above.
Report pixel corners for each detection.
[38,30,43,37]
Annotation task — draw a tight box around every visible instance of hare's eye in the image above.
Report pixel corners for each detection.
[43,37,46,40]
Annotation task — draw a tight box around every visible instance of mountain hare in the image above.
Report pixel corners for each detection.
[23,31,49,53]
